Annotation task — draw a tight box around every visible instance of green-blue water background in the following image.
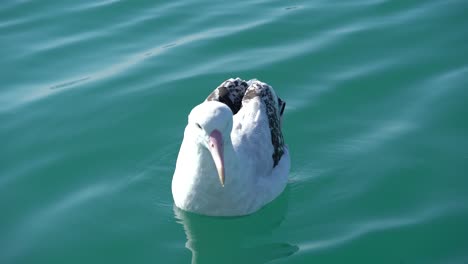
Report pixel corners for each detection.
[1,0,468,263]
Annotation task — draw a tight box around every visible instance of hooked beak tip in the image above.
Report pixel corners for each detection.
[219,172,225,187]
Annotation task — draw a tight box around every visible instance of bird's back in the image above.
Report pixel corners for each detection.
[207,78,288,179]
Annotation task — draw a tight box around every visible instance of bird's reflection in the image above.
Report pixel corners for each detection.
[173,187,298,264]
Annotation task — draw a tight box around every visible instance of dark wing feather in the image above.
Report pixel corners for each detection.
[206,78,249,114]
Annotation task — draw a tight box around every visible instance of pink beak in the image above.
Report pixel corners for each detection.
[209,129,225,187]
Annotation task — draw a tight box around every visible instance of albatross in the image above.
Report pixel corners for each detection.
[172,78,290,216]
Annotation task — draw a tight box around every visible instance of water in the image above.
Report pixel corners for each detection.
[1,0,468,263]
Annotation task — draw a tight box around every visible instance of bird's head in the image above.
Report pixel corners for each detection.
[187,101,233,187]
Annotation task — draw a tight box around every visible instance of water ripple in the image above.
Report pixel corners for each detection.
[298,202,467,254]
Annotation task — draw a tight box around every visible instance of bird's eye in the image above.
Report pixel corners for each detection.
[195,123,202,129]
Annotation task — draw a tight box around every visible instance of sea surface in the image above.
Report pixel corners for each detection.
[1,0,468,263]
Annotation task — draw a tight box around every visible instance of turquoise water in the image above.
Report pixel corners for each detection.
[1,0,468,263]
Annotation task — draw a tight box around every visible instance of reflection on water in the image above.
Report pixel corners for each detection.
[173,188,298,264]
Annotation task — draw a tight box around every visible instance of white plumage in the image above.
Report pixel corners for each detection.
[172,78,290,216]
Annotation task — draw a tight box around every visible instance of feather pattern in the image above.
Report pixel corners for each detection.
[207,78,286,167]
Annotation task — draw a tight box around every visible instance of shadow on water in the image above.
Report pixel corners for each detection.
[173,187,298,264]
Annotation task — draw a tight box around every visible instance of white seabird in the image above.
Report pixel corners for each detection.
[172,78,290,216]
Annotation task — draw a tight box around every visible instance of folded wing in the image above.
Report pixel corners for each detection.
[206,78,286,168]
